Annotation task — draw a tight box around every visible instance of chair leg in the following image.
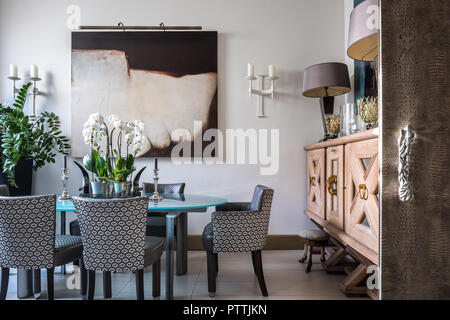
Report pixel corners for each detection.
[103,271,112,299]
[33,269,41,296]
[251,250,268,297]
[0,267,9,300]
[79,259,87,298]
[152,260,161,299]
[306,245,313,273]
[299,243,308,263]
[206,251,216,297]
[320,246,326,262]
[214,253,219,276]
[46,268,54,300]
[87,270,95,300]
[135,269,144,300]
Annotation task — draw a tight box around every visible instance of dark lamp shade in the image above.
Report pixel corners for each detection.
[347,0,379,61]
[302,62,351,98]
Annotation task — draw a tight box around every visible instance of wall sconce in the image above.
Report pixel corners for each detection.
[8,64,42,116]
[246,63,279,118]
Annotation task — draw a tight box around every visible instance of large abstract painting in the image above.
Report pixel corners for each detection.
[71,31,218,157]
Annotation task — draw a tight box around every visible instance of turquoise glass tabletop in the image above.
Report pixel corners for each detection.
[56,194,227,212]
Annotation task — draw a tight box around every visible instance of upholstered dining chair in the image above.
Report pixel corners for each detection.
[202,185,274,297]
[142,182,188,275]
[72,197,163,300]
[0,194,85,300]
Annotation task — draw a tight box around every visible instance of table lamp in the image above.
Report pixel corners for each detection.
[302,62,351,141]
[347,0,379,62]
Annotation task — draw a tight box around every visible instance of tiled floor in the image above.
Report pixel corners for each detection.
[4,250,366,300]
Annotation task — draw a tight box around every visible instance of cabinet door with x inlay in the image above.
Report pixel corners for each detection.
[326,145,344,230]
[345,139,379,254]
[307,148,325,220]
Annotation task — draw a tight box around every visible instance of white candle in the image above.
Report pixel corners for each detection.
[269,64,276,77]
[247,63,254,77]
[30,64,39,78]
[9,65,18,78]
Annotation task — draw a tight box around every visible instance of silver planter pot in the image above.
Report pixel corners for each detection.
[113,182,124,194]
[90,181,108,195]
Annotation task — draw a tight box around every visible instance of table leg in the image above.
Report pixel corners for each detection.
[17,269,33,299]
[165,214,177,300]
[176,212,188,276]
[61,211,66,275]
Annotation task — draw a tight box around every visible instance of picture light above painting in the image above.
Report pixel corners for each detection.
[71,31,218,158]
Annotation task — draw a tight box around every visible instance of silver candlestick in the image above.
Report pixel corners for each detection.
[149,169,163,202]
[59,168,72,200]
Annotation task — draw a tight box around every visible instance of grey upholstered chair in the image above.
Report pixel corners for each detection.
[142,182,188,275]
[69,182,187,274]
[0,194,85,300]
[72,197,163,300]
[202,185,274,297]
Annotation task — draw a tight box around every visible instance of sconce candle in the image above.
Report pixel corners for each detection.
[269,64,276,77]
[247,63,255,77]
[30,64,39,78]
[9,65,18,78]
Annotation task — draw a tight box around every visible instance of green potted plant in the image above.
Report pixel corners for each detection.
[82,113,144,195]
[0,83,70,195]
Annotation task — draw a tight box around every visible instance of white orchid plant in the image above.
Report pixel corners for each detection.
[82,113,146,183]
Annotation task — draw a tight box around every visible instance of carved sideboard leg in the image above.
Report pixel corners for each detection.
[339,263,368,296]
[322,246,346,273]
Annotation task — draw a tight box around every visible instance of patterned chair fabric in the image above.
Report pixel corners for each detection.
[208,185,274,253]
[0,195,56,269]
[142,182,185,194]
[72,197,150,272]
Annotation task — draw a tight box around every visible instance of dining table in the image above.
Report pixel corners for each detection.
[17,193,227,300]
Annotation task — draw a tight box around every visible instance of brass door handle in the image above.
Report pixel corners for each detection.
[358,184,368,200]
[310,176,316,187]
[327,175,337,195]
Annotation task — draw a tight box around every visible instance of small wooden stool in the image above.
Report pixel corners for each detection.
[298,230,329,273]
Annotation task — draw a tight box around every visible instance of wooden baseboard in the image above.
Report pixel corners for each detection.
[187,234,305,251]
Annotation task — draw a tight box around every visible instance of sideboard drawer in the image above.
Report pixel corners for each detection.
[326,145,344,230]
[307,148,325,220]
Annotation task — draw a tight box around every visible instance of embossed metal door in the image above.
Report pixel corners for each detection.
[307,149,325,220]
[380,0,450,299]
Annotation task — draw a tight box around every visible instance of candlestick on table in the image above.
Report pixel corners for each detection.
[149,168,163,202]
[155,157,158,170]
[59,155,72,200]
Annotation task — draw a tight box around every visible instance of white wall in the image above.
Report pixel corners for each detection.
[0,0,347,235]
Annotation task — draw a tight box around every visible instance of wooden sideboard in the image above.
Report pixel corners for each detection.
[304,129,379,297]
